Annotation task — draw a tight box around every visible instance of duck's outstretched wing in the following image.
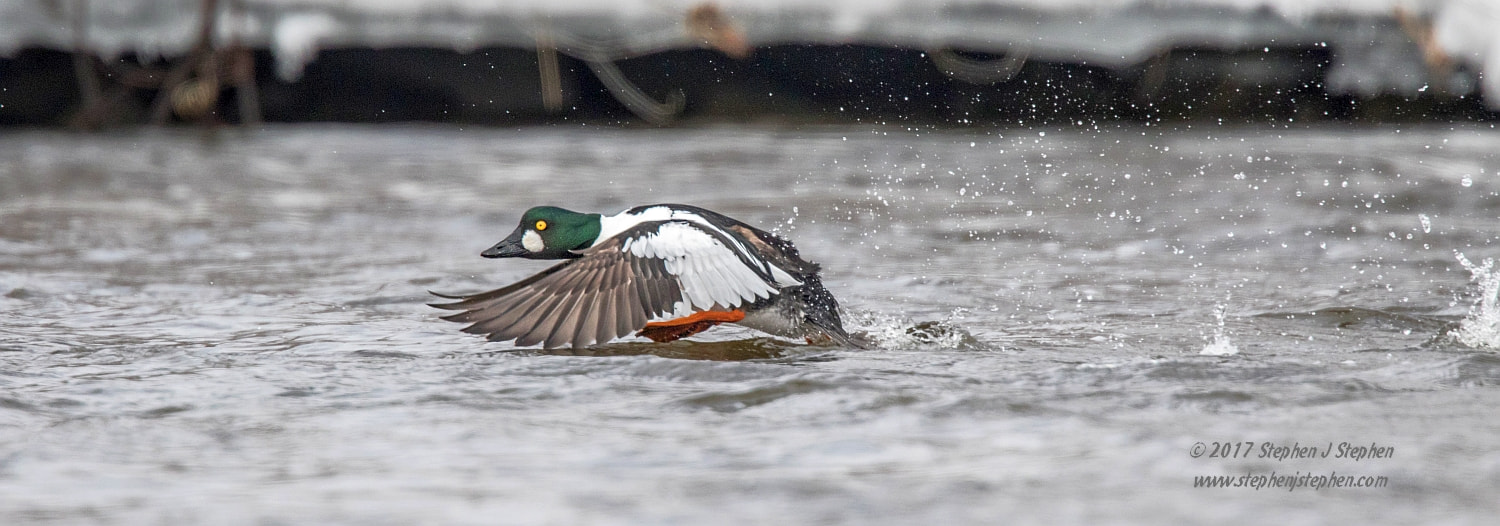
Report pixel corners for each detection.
[430,220,789,349]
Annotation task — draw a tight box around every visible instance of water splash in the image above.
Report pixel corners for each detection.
[1200,302,1239,356]
[1452,252,1500,349]
[846,309,985,350]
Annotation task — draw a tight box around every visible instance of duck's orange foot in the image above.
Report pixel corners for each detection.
[637,310,745,343]
[637,320,719,342]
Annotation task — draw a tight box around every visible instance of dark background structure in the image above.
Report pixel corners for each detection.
[0,0,1495,128]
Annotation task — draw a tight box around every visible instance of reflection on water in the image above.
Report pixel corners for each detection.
[519,338,808,361]
[2,125,1500,523]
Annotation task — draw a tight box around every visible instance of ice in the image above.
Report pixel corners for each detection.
[272,12,338,80]
[1434,0,1500,108]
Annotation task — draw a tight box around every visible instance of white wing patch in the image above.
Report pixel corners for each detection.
[622,221,781,318]
[599,206,803,288]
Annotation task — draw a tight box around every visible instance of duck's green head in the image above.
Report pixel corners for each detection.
[482,206,602,260]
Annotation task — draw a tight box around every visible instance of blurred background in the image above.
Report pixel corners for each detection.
[2,0,1499,128]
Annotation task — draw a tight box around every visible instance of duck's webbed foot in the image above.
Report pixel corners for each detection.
[636,310,745,343]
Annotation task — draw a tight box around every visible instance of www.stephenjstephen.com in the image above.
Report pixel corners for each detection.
[1188,441,1394,490]
[1193,471,1390,491]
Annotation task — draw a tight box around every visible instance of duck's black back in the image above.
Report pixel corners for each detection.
[635,204,850,343]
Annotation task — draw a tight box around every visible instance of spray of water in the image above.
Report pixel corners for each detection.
[1200,302,1239,356]
[1452,252,1500,349]
[845,308,984,350]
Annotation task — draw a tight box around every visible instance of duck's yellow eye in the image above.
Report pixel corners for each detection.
[534,220,548,231]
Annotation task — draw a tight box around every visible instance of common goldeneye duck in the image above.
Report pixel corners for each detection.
[431,204,854,349]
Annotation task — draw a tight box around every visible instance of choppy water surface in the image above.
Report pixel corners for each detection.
[3,124,1500,524]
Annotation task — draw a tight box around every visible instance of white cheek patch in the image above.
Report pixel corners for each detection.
[522,230,545,253]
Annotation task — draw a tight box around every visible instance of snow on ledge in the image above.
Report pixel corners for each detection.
[1,0,1497,104]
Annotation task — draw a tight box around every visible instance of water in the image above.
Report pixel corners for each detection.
[2,124,1500,524]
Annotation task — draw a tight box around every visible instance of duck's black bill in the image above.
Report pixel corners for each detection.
[481,232,528,258]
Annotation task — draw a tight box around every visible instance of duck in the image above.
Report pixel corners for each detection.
[430,204,854,349]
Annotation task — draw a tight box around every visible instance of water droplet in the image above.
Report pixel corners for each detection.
[1453,253,1500,348]
[1461,175,1474,187]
